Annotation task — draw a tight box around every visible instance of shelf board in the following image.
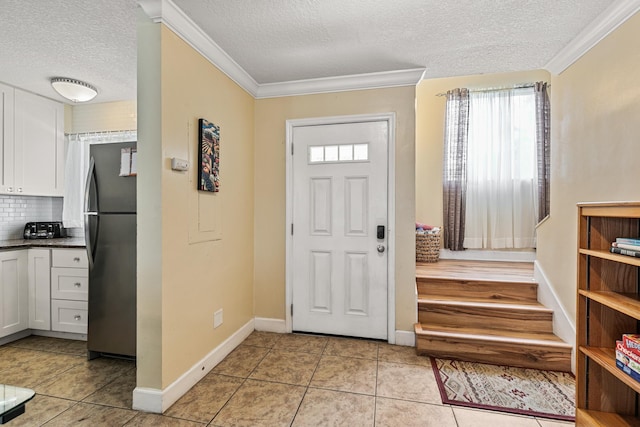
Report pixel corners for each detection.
[580,346,640,394]
[579,290,640,320]
[579,248,640,267]
[576,408,640,426]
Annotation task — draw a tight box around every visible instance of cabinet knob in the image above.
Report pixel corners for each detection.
[7,187,12,192]
[17,188,22,193]
[73,257,80,262]
[74,282,82,288]
[74,315,81,321]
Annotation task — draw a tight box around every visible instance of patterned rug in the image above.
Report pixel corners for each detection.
[431,358,575,421]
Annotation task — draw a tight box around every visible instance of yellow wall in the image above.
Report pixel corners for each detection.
[66,100,137,134]
[253,87,417,331]
[536,12,640,321]
[137,17,254,388]
[415,69,550,227]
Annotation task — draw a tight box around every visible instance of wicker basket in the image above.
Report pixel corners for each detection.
[416,231,440,263]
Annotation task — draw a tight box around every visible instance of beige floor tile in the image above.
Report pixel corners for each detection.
[83,369,137,408]
[453,407,540,427]
[323,337,379,360]
[36,358,135,400]
[211,379,305,427]
[536,419,575,426]
[241,331,282,348]
[9,335,87,356]
[310,355,377,395]
[249,350,320,385]
[164,374,244,422]
[124,413,207,426]
[378,344,431,366]
[43,402,137,426]
[0,346,42,371]
[376,361,441,404]
[4,395,75,427]
[273,333,328,354]
[0,352,83,388]
[292,388,375,427]
[211,345,269,378]
[375,397,457,427]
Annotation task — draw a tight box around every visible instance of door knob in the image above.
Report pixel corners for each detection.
[377,245,385,253]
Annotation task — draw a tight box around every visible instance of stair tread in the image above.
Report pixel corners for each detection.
[415,323,571,348]
[417,297,553,312]
[416,260,535,283]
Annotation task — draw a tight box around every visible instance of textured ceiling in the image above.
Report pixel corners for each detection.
[0,0,615,103]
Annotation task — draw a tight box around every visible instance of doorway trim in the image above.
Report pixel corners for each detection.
[285,113,396,344]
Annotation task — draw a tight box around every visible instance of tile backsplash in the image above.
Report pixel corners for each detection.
[0,195,64,240]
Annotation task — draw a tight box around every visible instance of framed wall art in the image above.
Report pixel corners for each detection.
[198,118,220,192]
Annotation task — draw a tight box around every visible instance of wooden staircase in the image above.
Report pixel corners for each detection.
[414,260,572,372]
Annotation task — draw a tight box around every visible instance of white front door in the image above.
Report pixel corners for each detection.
[291,120,389,339]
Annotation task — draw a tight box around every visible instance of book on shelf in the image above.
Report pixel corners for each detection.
[612,242,640,251]
[616,358,640,382]
[616,237,640,246]
[610,246,640,258]
[616,341,640,382]
[623,335,640,358]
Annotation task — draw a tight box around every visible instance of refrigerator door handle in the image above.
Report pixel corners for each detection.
[84,158,98,269]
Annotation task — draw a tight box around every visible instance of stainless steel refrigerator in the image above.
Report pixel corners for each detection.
[84,142,136,359]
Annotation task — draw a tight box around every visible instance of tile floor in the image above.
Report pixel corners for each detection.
[0,332,574,426]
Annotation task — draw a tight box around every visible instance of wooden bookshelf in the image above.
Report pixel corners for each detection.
[576,202,640,425]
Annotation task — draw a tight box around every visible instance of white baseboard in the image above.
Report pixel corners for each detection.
[439,249,536,262]
[132,318,255,413]
[533,261,576,373]
[0,329,31,346]
[32,330,87,341]
[394,330,415,347]
[254,317,287,333]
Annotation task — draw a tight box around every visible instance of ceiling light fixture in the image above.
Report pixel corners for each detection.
[50,77,97,102]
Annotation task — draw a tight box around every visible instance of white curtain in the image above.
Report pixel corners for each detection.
[463,88,538,249]
[62,131,137,230]
[62,134,86,228]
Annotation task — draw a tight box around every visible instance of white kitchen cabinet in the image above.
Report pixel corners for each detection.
[0,83,15,193]
[13,89,65,196]
[27,249,51,330]
[51,249,88,334]
[0,251,28,338]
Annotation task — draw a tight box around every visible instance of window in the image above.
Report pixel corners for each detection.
[464,87,538,249]
[442,85,549,251]
[308,143,369,164]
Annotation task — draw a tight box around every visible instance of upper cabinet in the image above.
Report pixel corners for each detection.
[0,84,65,197]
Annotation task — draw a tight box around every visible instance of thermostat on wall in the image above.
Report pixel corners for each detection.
[171,158,189,171]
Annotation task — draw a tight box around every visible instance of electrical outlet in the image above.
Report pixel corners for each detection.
[214,309,223,328]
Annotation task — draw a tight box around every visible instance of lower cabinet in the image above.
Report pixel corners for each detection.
[50,249,88,334]
[27,249,51,330]
[1,247,88,339]
[0,250,28,338]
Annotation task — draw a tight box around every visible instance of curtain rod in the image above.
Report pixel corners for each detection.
[435,83,548,97]
[65,129,137,136]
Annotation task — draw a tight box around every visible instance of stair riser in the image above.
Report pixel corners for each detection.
[416,334,572,372]
[417,279,538,302]
[418,304,553,333]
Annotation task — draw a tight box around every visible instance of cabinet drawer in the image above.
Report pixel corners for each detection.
[51,299,87,334]
[52,249,88,268]
[51,267,88,301]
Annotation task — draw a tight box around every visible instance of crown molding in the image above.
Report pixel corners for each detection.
[545,1,640,75]
[138,0,425,98]
[255,68,426,99]
[138,0,259,97]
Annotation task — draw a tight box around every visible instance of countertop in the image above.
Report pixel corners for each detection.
[0,237,86,249]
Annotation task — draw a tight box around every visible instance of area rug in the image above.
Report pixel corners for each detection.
[431,358,575,421]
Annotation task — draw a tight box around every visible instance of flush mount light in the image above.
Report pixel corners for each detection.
[50,77,97,102]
